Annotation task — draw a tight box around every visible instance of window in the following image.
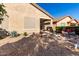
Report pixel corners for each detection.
[24,17,35,29]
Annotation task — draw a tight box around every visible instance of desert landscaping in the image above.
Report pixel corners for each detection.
[0,3,79,56]
[0,31,78,56]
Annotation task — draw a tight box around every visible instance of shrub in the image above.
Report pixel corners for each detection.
[55,26,79,34]
[23,32,28,36]
[55,26,64,33]
[75,27,79,35]
[10,31,18,37]
[0,29,9,39]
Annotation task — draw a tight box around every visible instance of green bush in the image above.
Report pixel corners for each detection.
[23,32,28,36]
[0,36,4,39]
[55,26,79,34]
[0,29,9,39]
[11,31,18,37]
[55,26,64,33]
[75,27,79,35]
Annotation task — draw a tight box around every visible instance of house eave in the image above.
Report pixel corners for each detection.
[30,3,54,20]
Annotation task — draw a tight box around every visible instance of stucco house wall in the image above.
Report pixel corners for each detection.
[57,17,72,26]
[56,16,78,27]
[0,3,53,34]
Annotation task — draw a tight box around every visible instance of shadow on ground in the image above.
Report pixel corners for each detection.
[0,33,79,56]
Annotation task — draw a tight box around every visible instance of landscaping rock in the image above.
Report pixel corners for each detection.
[0,32,79,56]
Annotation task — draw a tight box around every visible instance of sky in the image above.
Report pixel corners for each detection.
[37,3,79,20]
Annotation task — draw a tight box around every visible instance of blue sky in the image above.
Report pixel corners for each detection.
[37,3,79,20]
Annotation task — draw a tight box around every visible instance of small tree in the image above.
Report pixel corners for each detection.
[0,3,7,24]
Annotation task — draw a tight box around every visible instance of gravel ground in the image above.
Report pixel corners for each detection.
[0,32,79,56]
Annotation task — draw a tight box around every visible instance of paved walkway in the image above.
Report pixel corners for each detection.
[0,36,23,47]
[0,35,31,47]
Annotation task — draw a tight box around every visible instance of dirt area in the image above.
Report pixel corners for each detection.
[0,32,79,56]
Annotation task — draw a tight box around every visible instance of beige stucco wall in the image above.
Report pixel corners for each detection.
[1,3,53,34]
[57,17,72,26]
